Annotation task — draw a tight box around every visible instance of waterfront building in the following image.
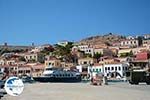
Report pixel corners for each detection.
[88,63,103,77]
[31,64,45,77]
[103,63,128,78]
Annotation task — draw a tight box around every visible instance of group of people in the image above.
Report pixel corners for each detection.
[90,73,108,86]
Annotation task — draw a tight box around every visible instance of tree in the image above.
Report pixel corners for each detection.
[18,56,26,61]
[120,51,133,57]
[84,54,92,58]
[53,43,74,62]
[128,50,134,57]
[93,52,102,61]
[40,46,54,55]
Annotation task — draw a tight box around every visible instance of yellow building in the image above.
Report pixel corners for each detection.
[118,47,148,57]
[118,48,132,57]
[45,58,61,67]
[78,57,97,65]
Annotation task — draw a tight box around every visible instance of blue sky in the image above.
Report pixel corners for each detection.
[0,0,150,45]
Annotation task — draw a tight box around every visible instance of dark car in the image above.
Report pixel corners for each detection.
[126,70,150,85]
[20,75,35,83]
[0,80,5,89]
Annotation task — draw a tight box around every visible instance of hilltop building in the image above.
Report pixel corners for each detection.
[120,39,139,47]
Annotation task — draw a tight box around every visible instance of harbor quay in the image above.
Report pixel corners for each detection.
[2,82,150,100]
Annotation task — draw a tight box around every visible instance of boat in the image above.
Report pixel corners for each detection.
[33,67,82,83]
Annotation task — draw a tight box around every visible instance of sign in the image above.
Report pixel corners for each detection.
[4,77,24,96]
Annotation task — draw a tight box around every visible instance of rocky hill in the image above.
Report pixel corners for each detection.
[79,33,125,46]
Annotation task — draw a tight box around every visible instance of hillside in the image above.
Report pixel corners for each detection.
[79,33,125,46]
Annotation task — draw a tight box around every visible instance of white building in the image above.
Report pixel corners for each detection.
[127,36,135,40]
[77,62,129,79]
[78,45,94,56]
[143,39,150,47]
[120,39,139,47]
[0,59,5,65]
[88,63,103,78]
[57,40,69,47]
[103,63,128,78]
[30,46,44,53]
[76,65,82,73]
[144,34,150,39]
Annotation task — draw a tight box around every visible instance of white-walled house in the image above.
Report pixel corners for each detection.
[57,40,69,46]
[103,63,128,78]
[0,59,5,65]
[78,45,94,56]
[120,39,139,47]
[88,63,103,78]
[76,65,82,73]
[76,61,129,79]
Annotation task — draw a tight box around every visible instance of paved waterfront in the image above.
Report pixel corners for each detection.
[2,82,150,100]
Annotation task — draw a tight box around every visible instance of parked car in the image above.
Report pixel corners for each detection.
[20,75,35,83]
[0,80,4,89]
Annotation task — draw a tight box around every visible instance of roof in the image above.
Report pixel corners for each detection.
[136,51,149,60]
[121,39,138,42]
[93,63,103,67]
[31,64,45,70]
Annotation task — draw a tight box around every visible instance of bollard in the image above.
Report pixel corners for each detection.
[103,76,108,85]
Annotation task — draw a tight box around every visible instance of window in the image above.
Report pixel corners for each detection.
[105,67,107,71]
[96,69,99,72]
[83,61,87,64]
[118,67,121,71]
[111,67,114,70]
[134,41,136,44]
[123,67,125,70]
[99,69,101,72]
[89,61,91,64]
[115,67,117,71]
[93,69,95,72]
[107,73,109,76]
[108,67,110,70]
[82,68,87,72]
[26,70,30,73]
